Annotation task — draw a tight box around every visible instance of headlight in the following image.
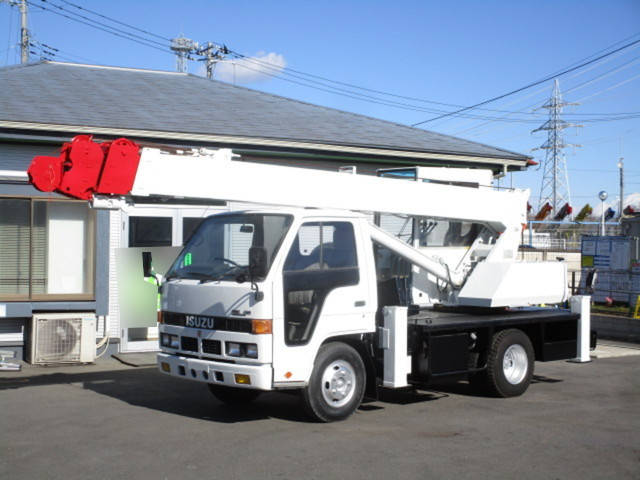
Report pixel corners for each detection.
[160,333,179,348]
[226,342,241,357]
[245,343,258,359]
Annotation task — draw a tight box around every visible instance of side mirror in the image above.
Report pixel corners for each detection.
[142,251,153,278]
[249,246,268,279]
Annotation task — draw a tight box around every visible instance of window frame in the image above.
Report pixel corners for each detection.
[283,221,359,272]
[0,195,96,302]
[282,220,360,346]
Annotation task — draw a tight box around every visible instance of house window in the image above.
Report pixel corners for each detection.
[0,198,95,300]
[0,199,30,297]
[128,216,172,247]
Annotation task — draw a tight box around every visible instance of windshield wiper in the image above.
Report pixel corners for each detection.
[198,265,247,284]
[168,271,222,282]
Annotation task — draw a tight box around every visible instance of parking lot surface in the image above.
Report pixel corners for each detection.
[1,345,639,480]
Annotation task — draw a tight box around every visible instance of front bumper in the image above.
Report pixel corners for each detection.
[157,353,273,391]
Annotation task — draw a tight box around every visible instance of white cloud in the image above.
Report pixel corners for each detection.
[214,52,287,84]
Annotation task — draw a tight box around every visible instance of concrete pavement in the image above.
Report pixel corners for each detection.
[1,346,639,480]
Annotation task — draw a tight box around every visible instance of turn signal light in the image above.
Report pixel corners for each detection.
[161,362,170,372]
[157,311,164,324]
[234,374,251,385]
[251,319,272,334]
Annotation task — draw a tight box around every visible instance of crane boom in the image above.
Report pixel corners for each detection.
[28,135,526,231]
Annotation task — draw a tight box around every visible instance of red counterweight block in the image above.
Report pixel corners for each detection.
[97,138,142,195]
[27,135,141,200]
[56,135,106,199]
[28,153,64,193]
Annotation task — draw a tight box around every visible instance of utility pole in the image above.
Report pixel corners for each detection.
[169,35,228,78]
[532,79,582,219]
[7,0,29,63]
[196,42,228,79]
[618,157,624,219]
[19,0,29,63]
[2,0,30,63]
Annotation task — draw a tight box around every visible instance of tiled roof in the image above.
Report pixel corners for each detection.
[0,62,530,163]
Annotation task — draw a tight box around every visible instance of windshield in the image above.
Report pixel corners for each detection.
[167,213,293,282]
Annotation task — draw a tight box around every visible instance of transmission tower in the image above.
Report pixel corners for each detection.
[170,35,196,73]
[532,79,582,218]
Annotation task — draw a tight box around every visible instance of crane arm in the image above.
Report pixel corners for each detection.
[28,136,527,235]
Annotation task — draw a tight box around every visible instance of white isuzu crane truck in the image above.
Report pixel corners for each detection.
[28,135,594,422]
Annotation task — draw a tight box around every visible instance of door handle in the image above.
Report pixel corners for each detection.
[354,300,366,307]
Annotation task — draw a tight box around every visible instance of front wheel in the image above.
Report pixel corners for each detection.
[207,384,261,405]
[302,342,366,422]
[485,329,534,397]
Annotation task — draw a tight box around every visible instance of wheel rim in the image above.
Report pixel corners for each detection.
[320,360,356,408]
[503,344,528,385]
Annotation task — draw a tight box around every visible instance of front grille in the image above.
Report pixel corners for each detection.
[181,336,198,352]
[202,339,221,355]
[218,317,252,333]
[163,312,252,333]
[163,312,186,326]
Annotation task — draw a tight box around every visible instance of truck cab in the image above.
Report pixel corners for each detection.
[157,208,379,419]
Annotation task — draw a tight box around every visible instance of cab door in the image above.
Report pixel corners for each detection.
[271,219,375,385]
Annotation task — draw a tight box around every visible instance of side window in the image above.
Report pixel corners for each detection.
[284,222,357,271]
[283,222,359,345]
[417,218,485,247]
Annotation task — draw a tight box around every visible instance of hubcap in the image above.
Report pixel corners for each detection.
[320,360,356,408]
[503,344,528,385]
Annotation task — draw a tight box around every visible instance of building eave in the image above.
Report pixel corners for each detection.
[0,121,531,170]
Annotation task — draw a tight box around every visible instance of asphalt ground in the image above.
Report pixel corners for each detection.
[1,345,639,480]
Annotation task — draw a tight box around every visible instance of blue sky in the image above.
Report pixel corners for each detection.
[2,0,640,214]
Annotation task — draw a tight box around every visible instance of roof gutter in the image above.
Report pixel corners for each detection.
[0,120,531,170]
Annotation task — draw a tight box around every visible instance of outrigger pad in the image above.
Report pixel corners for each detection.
[28,135,141,200]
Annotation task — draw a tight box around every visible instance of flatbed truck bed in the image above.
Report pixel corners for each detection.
[409,307,579,332]
[394,307,590,389]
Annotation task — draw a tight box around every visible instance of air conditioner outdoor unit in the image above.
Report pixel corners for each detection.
[30,313,96,364]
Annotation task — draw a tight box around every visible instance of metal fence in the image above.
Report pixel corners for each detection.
[518,223,640,307]
[522,221,623,251]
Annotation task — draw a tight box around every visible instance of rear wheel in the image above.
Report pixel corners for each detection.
[207,384,261,405]
[485,329,534,397]
[302,342,366,422]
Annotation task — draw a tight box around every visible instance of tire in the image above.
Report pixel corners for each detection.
[207,384,261,405]
[485,329,534,398]
[302,342,366,422]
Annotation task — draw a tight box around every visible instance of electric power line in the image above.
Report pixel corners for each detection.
[411,37,640,127]
[38,0,170,48]
[227,32,640,118]
[56,0,171,42]
[26,0,173,55]
[226,53,640,124]
[20,1,640,128]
